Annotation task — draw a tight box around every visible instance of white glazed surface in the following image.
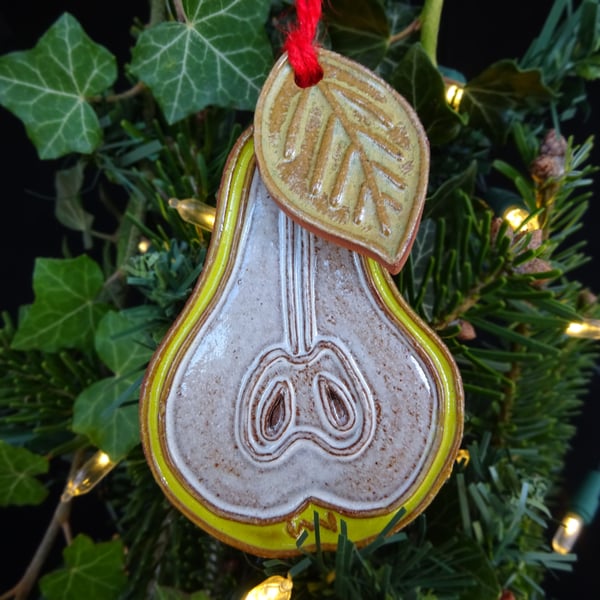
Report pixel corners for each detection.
[164,171,440,522]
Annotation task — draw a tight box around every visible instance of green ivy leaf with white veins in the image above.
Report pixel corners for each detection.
[130,0,273,123]
[11,256,110,353]
[72,373,143,460]
[39,535,127,600]
[95,309,156,374]
[0,13,117,159]
[72,309,155,459]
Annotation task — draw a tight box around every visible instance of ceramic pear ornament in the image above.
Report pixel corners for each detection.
[140,52,464,558]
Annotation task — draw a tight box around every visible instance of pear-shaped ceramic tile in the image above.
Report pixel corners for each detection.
[140,129,463,557]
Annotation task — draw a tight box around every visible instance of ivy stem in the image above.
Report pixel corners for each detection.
[105,82,146,103]
[149,0,166,26]
[389,18,421,47]
[88,82,146,105]
[420,0,445,66]
[173,0,186,22]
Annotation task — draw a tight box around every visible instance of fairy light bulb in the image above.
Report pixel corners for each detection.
[61,451,117,502]
[445,83,464,110]
[169,197,216,232]
[242,574,293,600]
[137,237,151,253]
[552,470,600,554]
[565,319,600,340]
[503,207,539,231]
[552,513,584,554]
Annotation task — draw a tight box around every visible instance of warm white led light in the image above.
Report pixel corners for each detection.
[552,513,584,554]
[61,451,117,502]
[445,83,464,110]
[137,237,151,253]
[503,207,539,231]
[242,575,293,600]
[169,197,216,232]
[565,319,600,340]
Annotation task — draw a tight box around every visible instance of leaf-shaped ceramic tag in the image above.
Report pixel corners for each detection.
[254,49,429,274]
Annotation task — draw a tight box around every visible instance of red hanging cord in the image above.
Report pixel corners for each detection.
[283,0,324,88]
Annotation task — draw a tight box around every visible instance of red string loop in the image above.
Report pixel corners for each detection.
[283,0,323,88]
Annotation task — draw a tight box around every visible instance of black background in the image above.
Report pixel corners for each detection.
[0,1,598,598]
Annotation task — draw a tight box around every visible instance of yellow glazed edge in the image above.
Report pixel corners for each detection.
[140,128,464,558]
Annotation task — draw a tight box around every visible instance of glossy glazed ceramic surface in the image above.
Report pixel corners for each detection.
[140,130,463,557]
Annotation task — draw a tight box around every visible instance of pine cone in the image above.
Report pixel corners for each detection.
[540,129,567,157]
[530,154,563,182]
[530,129,567,183]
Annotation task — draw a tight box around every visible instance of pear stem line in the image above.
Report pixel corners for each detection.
[281,212,317,356]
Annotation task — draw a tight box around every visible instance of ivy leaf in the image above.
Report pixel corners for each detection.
[154,587,211,600]
[0,440,48,506]
[0,13,116,159]
[11,256,110,353]
[407,218,437,320]
[95,309,156,374]
[426,161,477,218]
[72,372,142,460]
[390,43,464,145]
[462,60,552,141]
[376,3,421,81]
[73,309,154,459]
[130,0,272,123]
[55,161,94,249]
[324,0,390,69]
[39,534,127,600]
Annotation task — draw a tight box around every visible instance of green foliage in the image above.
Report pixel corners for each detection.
[0,440,48,506]
[2,1,600,599]
[0,313,99,453]
[39,535,127,600]
[391,42,465,145]
[125,240,206,317]
[461,61,552,141]
[264,512,501,598]
[129,0,273,123]
[153,588,211,600]
[11,256,110,353]
[0,13,116,159]
[54,161,94,249]
[324,0,390,69]
[72,307,157,458]
[449,438,578,594]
